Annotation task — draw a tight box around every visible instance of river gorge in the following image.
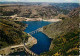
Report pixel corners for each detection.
[10,21,53,55]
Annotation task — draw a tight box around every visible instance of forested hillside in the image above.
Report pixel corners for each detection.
[0,17,28,49]
[42,7,80,56]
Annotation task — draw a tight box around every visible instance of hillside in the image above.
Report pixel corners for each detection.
[0,3,79,19]
[0,17,28,49]
[42,7,80,55]
[50,3,79,14]
[0,5,58,19]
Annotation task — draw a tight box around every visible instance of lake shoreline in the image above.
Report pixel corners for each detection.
[0,16,62,22]
[10,15,62,22]
[25,18,62,22]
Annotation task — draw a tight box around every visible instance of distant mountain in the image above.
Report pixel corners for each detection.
[0,2,45,5]
[50,3,79,10]
[0,5,58,19]
[68,7,80,18]
[50,3,80,14]
[0,3,79,19]
[0,2,79,10]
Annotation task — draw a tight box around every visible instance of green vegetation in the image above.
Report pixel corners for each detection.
[0,18,28,49]
[0,7,20,16]
[42,7,80,56]
[0,5,58,19]
[0,3,79,55]
[41,30,79,56]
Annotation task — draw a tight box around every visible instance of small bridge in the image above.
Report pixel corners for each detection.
[28,28,43,35]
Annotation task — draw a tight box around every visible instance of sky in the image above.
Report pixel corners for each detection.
[0,0,79,3]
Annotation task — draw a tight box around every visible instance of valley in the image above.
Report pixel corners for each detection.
[0,2,80,56]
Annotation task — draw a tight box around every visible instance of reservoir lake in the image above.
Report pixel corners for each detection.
[10,21,52,55]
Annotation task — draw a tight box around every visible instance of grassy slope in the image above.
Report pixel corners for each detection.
[42,7,80,55]
[0,18,28,49]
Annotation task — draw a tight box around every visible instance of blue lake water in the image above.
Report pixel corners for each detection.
[23,21,52,54]
[10,21,52,55]
[30,32,51,54]
[23,21,51,33]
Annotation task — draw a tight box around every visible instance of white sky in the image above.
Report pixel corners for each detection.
[0,0,79,3]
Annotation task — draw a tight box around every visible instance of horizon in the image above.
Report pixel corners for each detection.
[0,0,79,3]
[0,2,79,3]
